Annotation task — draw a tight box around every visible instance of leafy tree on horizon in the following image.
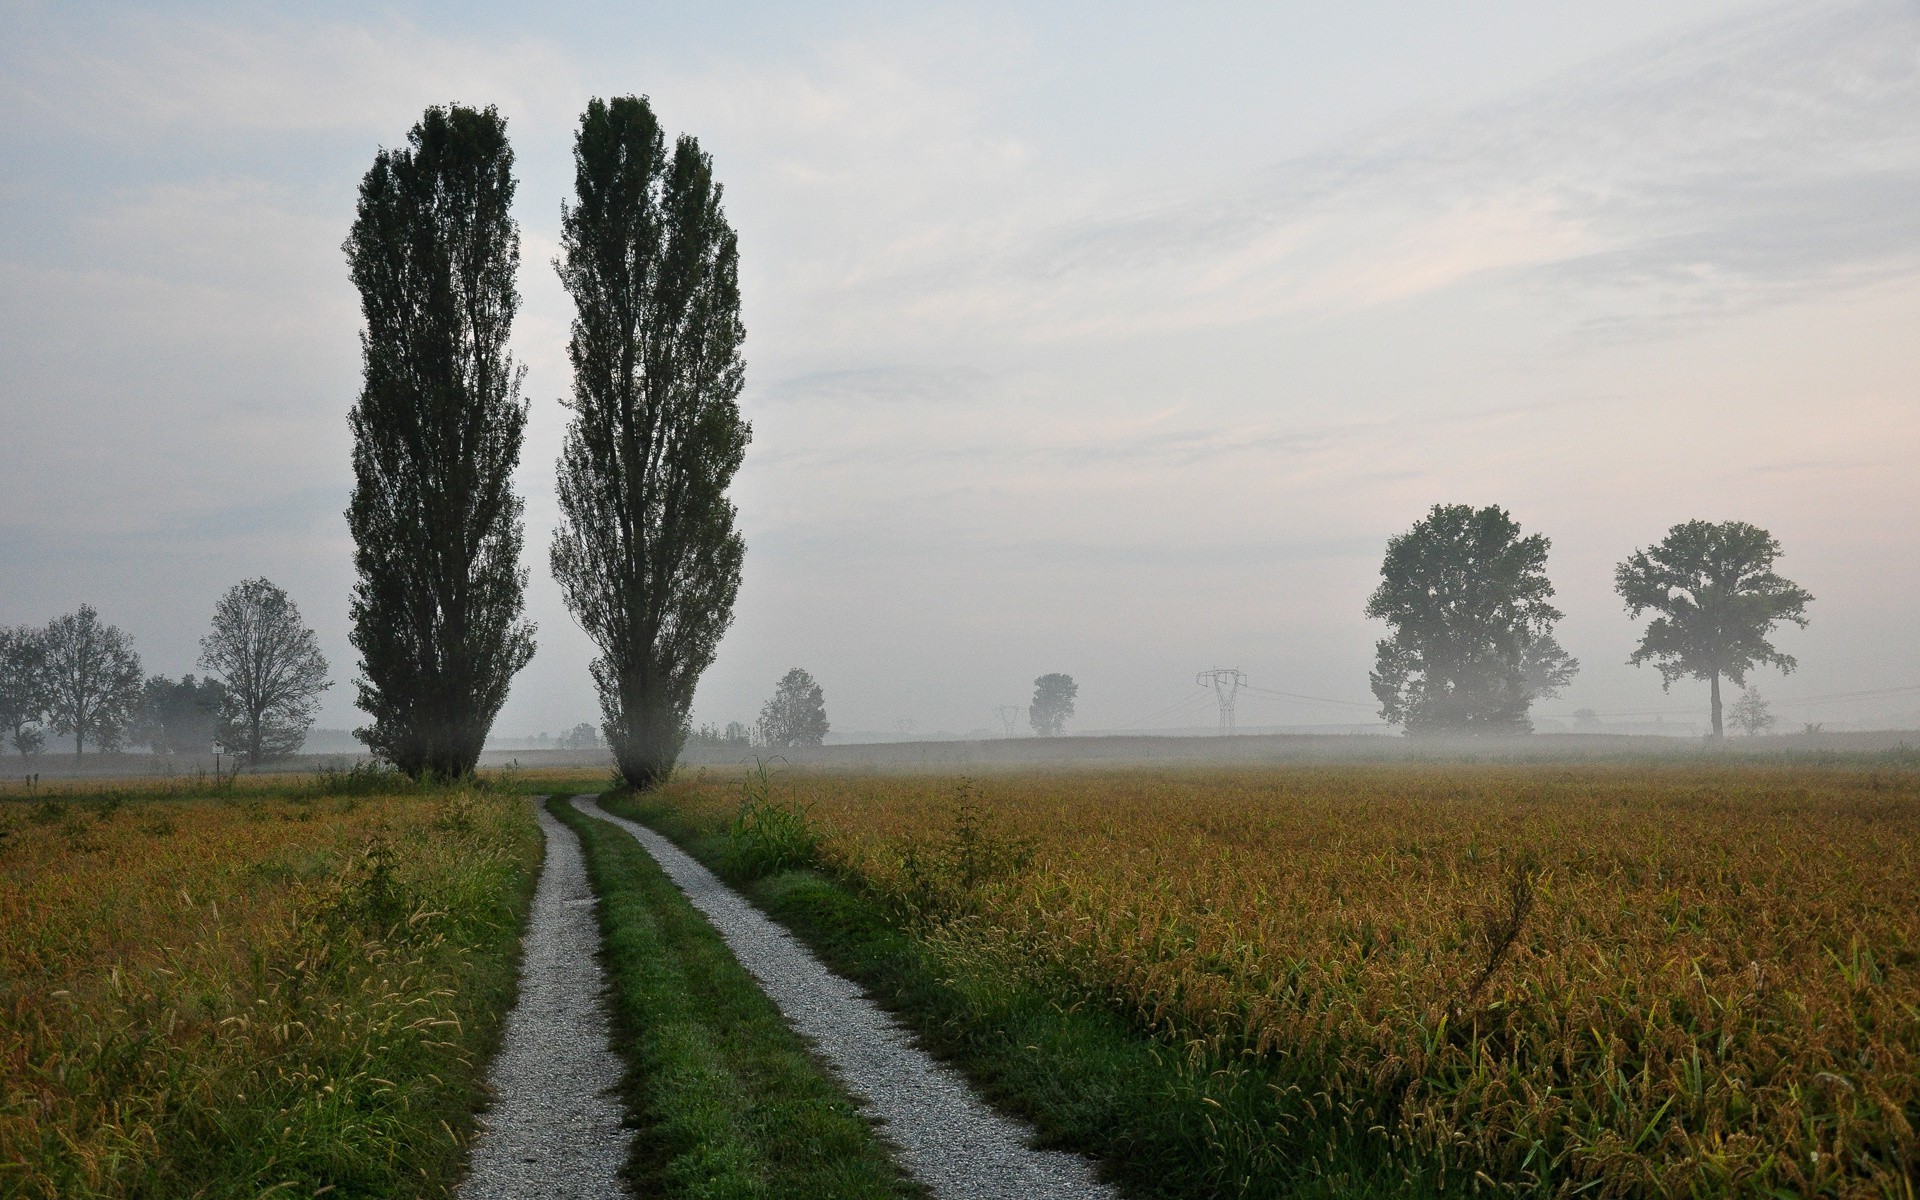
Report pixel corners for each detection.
[43,605,143,757]
[1366,503,1578,735]
[199,578,332,766]
[0,626,50,757]
[1029,673,1077,736]
[758,668,829,748]
[133,674,228,755]
[550,95,750,788]
[344,103,536,779]
[1615,519,1811,740]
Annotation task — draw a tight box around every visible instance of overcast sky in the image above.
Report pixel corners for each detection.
[4,0,1917,739]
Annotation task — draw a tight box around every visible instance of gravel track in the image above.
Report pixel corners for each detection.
[460,801,629,1200]
[575,794,1117,1200]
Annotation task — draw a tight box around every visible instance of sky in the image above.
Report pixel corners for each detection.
[3,0,1917,740]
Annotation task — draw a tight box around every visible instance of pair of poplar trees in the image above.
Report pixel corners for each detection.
[344,98,742,785]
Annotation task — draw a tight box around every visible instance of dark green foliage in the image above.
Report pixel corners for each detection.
[42,605,143,756]
[1615,519,1813,739]
[132,674,227,754]
[1366,504,1577,735]
[0,625,50,757]
[722,762,820,877]
[757,667,828,748]
[551,96,749,790]
[1028,672,1077,735]
[552,796,918,1199]
[345,104,536,780]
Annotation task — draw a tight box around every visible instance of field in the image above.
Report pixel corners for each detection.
[640,760,1920,1198]
[0,774,540,1199]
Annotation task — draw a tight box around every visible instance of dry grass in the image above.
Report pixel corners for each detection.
[662,762,1920,1197]
[0,780,539,1199]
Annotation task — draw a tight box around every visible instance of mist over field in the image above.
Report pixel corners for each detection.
[4,0,1918,746]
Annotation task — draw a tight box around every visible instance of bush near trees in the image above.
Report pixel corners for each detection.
[1029,673,1077,736]
[345,103,536,779]
[1366,503,1577,735]
[0,625,49,757]
[550,95,750,789]
[198,579,332,766]
[42,605,143,757]
[134,675,227,755]
[1615,520,1811,739]
[758,669,829,748]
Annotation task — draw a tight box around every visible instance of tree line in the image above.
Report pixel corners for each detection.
[0,579,331,765]
[344,98,748,785]
[1368,504,1812,739]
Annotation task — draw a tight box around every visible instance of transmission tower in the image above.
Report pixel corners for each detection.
[995,705,1022,737]
[1196,668,1247,736]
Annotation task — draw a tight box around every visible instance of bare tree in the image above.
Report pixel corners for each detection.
[0,625,50,757]
[199,578,332,767]
[1728,687,1776,737]
[43,605,143,757]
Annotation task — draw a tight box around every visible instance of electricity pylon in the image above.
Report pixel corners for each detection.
[995,705,1022,737]
[1196,668,1247,736]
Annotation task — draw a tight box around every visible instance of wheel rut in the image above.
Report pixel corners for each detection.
[574,793,1117,1200]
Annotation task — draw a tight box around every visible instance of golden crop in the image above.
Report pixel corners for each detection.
[0,782,539,1198]
[668,762,1920,1197]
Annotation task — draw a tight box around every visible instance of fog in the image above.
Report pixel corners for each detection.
[4,0,1918,747]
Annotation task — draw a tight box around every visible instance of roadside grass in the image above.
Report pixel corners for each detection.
[550,795,924,1200]
[606,761,1920,1199]
[0,779,540,1199]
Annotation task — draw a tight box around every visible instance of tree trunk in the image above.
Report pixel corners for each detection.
[1709,672,1723,740]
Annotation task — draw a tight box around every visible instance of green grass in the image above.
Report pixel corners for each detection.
[600,788,1450,1200]
[549,795,922,1200]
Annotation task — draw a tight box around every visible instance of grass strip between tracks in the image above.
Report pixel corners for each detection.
[597,787,1446,1200]
[549,796,922,1200]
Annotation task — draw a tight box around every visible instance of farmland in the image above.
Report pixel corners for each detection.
[628,759,1920,1197]
[0,775,540,1199]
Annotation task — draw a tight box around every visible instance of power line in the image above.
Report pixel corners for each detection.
[1240,683,1378,710]
[994,705,1022,737]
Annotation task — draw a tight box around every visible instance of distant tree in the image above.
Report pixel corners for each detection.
[1729,687,1776,737]
[133,675,228,755]
[1366,504,1578,735]
[1615,520,1812,740]
[550,96,750,789]
[0,625,50,757]
[198,579,332,766]
[43,605,143,757]
[1028,673,1078,736]
[1572,708,1601,730]
[723,720,751,745]
[758,668,829,747]
[345,103,536,779]
[561,722,602,751]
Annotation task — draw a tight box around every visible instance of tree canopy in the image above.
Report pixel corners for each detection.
[0,626,50,757]
[1366,503,1577,735]
[199,578,332,766]
[550,95,750,788]
[758,668,828,748]
[1615,519,1811,739]
[1029,673,1078,736]
[344,103,535,779]
[42,605,143,756]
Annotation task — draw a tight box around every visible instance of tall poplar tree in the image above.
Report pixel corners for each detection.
[344,104,535,779]
[551,96,749,788]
